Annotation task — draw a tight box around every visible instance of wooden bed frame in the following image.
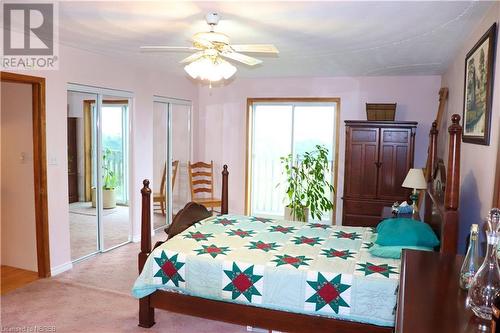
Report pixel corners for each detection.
[138,114,463,332]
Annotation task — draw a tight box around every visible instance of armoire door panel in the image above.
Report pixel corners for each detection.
[344,128,378,198]
[378,128,412,199]
[363,144,378,197]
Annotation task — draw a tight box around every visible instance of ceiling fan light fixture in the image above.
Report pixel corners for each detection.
[184,56,236,82]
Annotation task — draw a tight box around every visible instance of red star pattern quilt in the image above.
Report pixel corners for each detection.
[132,215,400,327]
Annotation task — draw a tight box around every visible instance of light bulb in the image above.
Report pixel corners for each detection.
[183,56,236,82]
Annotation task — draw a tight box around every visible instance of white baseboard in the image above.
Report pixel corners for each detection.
[51,262,73,276]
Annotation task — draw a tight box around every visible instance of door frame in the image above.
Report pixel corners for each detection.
[245,97,341,224]
[1,71,51,278]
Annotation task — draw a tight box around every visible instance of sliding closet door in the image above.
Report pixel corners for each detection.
[67,84,133,261]
[100,96,131,251]
[170,103,192,218]
[153,97,192,227]
[153,101,168,229]
[67,90,99,261]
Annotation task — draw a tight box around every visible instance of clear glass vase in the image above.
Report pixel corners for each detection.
[460,224,479,290]
[467,208,500,320]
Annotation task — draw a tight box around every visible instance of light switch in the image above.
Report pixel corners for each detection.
[48,154,57,165]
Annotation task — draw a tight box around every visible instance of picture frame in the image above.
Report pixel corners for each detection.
[462,23,497,145]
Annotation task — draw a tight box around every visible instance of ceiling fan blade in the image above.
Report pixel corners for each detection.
[179,51,206,64]
[140,46,198,52]
[231,44,279,54]
[222,51,262,66]
[192,35,213,49]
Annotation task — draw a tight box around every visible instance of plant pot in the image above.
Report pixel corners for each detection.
[91,187,117,209]
[284,206,309,222]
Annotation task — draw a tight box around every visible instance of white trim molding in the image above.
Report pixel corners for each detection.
[51,262,73,276]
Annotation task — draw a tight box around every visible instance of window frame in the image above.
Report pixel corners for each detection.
[245,98,341,224]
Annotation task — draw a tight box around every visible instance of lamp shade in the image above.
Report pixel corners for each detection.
[402,168,427,190]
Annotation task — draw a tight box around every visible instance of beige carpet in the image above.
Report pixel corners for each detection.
[0,233,245,333]
[69,202,130,260]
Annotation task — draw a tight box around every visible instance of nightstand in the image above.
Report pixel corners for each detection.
[395,250,490,333]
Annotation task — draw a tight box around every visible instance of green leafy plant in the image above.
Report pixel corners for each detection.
[279,145,335,221]
[102,148,119,190]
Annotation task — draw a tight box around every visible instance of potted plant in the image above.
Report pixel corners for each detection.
[92,148,119,209]
[279,145,335,222]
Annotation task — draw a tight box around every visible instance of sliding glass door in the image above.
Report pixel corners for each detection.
[67,85,132,262]
[249,101,338,223]
[153,97,192,229]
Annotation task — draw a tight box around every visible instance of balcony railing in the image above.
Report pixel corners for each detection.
[251,156,333,222]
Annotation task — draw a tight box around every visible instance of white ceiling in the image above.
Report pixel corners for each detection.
[59,1,494,78]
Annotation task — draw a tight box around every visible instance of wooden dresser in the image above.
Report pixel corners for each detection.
[396,250,488,333]
[342,121,417,227]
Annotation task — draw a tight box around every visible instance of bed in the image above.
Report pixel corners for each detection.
[134,114,463,332]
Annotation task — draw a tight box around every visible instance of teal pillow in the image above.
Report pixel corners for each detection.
[369,244,433,259]
[375,218,440,248]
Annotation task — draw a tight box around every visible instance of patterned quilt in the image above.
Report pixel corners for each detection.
[132,215,400,327]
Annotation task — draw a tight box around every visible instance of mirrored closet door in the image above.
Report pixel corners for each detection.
[153,97,192,229]
[67,91,99,261]
[67,85,132,262]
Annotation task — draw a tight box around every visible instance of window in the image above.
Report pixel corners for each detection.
[246,99,340,223]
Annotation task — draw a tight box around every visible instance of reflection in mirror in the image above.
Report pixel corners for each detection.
[153,101,168,229]
[171,103,192,217]
[101,96,131,250]
[67,91,99,261]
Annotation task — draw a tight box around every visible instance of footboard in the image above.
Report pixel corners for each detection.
[138,165,229,327]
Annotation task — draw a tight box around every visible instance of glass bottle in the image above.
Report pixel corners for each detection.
[460,224,479,290]
[467,208,500,320]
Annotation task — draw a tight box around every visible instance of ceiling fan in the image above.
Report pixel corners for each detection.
[140,13,279,82]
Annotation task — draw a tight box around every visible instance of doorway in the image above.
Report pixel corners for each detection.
[67,84,132,262]
[0,71,50,282]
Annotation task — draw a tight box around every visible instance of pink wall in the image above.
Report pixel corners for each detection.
[196,76,442,222]
[1,82,38,271]
[13,43,198,274]
[441,3,500,253]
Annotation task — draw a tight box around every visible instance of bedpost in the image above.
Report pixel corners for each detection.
[138,179,155,328]
[442,114,462,254]
[221,165,229,215]
[139,179,152,273]
[427,121,439,182]
[445,114,462,210]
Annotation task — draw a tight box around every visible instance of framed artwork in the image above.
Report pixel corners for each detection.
[463,23,496,145]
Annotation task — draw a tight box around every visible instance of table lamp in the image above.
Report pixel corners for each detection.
[402,168,427,214]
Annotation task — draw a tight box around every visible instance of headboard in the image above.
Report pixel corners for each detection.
[424,114,462,254]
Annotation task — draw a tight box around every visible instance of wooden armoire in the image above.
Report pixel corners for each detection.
[342,120,417,227]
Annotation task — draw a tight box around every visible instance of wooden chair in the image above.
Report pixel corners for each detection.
[187,160,222,212]
[153,160,179,216]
